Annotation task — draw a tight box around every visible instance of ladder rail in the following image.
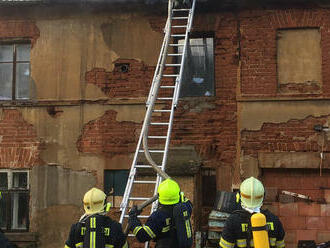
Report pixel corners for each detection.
[173,0,196,106]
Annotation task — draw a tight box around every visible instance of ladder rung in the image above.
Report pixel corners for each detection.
[172,25,187,28]
[168,53,183,56]
[153,109,171,112]
[151,122,169,125]
[129,197,150,201]
[124,214,149,219]
[135,165,162,169]
[172,17,189,20]
[134,180,157,184]
[157,97,173,100]
[163,74,179,77]
[148,136,167,139]
[165,64,181,66]
[169,44,184,46]
[139,150,165,153]
[160,86,175,89]
[171,34,186,37]
[173,9,190,11]
[135,164,162,168]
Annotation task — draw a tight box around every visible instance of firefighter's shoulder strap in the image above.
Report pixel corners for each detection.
[172,202,193,248]
[233,210,253,248]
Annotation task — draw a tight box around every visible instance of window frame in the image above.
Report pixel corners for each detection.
[175,32,215,98]
[104,169,129,208]
[0,40,31,101]
[0,169,30,232]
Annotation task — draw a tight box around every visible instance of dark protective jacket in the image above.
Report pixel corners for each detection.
[128,200,193,248]
[219,209,285,248]
[64,214,128,248]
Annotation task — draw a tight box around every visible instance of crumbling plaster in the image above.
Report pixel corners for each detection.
[32,11,162,100]
[239,100,330,131]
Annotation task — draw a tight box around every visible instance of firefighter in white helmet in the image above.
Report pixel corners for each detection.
[219,177,285,248]
[64,187,128,248]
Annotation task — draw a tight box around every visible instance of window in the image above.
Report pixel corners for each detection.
[104,170,129,207]
[0,170,29,231]
[201,168,216,207]
[178,36,214,97]
[0,42,31,100]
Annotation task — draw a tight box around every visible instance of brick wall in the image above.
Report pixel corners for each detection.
[0,109,42,168]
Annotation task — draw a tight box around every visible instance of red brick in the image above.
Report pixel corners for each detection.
[279,203,298,216]
[317,231,330,243]
[306,216,326,230]
[325,189,330,203]
[298,202,321,216]
[285,230,296,244]
[281,216,306,230]
[263,202,279,216]
[296,230,317,243]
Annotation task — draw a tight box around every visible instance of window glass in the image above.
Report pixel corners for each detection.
[16,44,30,62]
[0,45,13,62]
[0,172,8,189]
[104,170,129,196]
[12,172,28,189]
[11,192,29,230]
[0,63,13,100]
[0,192,7,229]
[179,37,214,97]
[16,63,30,99]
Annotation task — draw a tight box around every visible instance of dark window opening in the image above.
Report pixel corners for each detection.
[0,42,31,100]
[201,168,216,207]
[178,35,215,97]
[0,170,29,231]
[104,170,129,196]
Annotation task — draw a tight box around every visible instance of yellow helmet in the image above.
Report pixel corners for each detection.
[83,187,107,215]
[157,179,180,205]
[240,177,264,210]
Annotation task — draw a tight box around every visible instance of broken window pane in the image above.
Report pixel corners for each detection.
[16,63,30,99]
[179,37,214,97]
[0,63,13,100]
[0,45,13,62]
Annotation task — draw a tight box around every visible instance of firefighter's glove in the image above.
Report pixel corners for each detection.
[129,205,142,217]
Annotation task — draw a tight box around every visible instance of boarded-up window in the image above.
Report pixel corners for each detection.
[277,29,322,94]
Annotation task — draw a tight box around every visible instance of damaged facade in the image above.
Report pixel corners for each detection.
[0,0,330,247]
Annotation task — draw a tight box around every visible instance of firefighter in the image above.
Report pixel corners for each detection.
[128,178,193,248]
[219,177,285,248]
[64,187,128,248]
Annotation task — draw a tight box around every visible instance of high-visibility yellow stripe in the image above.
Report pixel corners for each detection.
[219,237,235,248]
[81,227,86,235]
[133,226,143,236]
[162,226,170,232]
[269,238,276,246]
[143,225,156,238]
[105,245,114,248]
[241,223,248,232]
[185,219,192,238]
[236,239,247,248]
[276,240,285,248]
[90,231,96,248]
[65,245,71,248]
[267,222,274,231]
[75,243,83,248]
[122,241,129,248]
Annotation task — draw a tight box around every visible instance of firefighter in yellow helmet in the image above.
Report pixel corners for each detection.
[128,178,193,248]
[219,177,285,248]
[64,187,128,248]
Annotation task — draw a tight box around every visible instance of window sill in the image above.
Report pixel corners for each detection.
[6,232,37,243]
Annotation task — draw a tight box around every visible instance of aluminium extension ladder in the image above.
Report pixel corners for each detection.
[119,0,197,244]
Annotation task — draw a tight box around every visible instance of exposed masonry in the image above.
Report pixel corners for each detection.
[240,8,330,97]
[241,115,330,157]
[279,82,321,94]
[0,109,42,168]
[0,20,40,46]
[77,109,140,157]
